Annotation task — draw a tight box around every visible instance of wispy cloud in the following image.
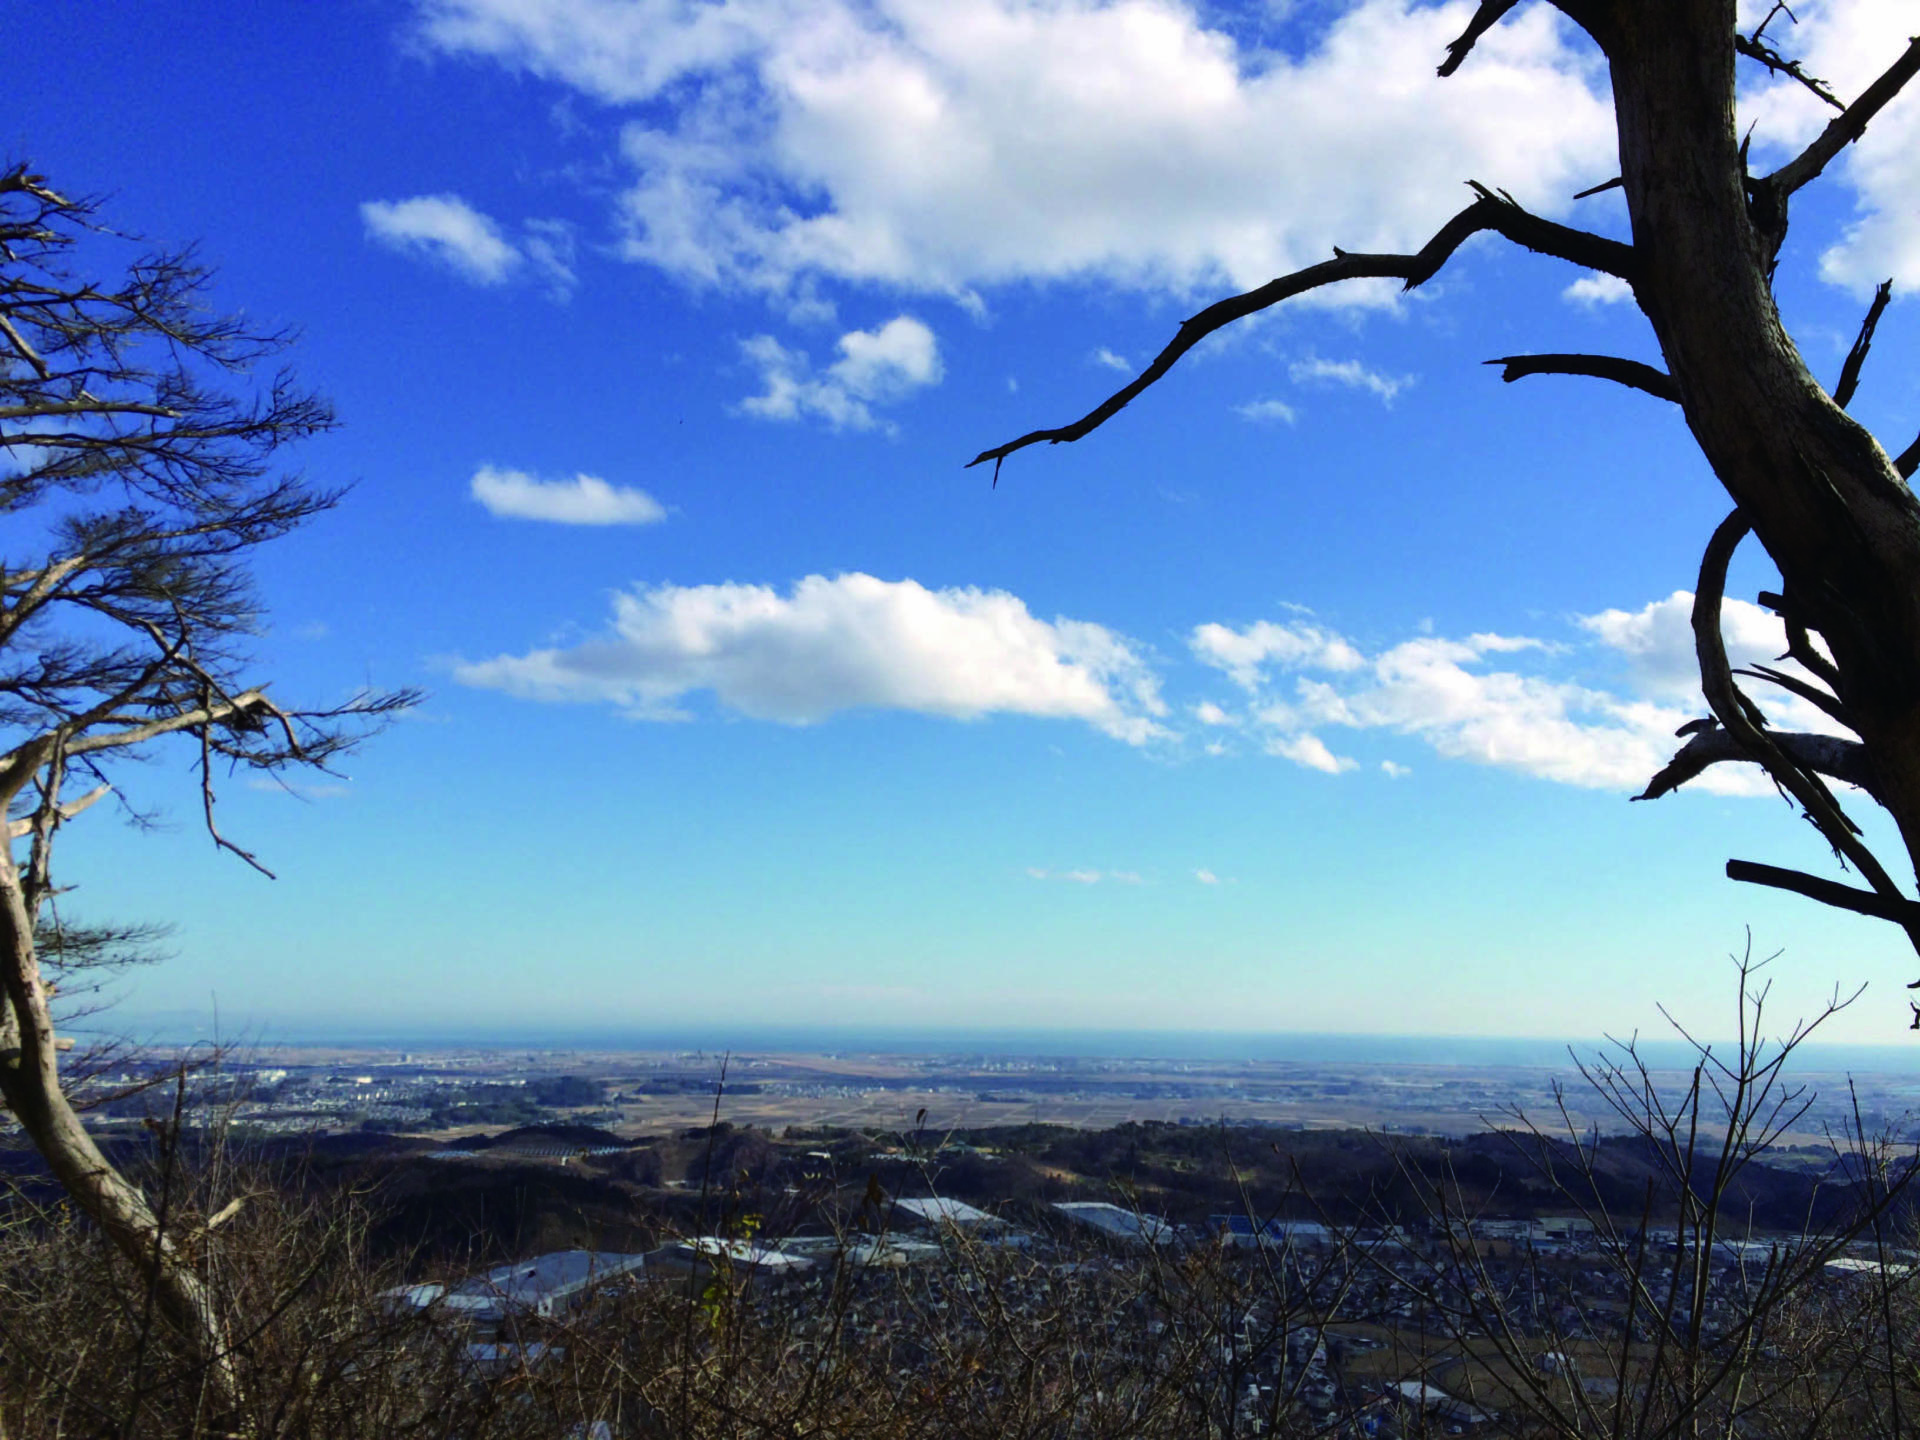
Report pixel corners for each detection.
[361,194,577,297]
[1288,356,1412,404]
[1235,397,1298,425]
[1091,347,1132,374]
[470,465,667,525]
[1190,600,1843,793]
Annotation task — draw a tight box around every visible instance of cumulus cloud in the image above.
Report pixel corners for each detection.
[1562,272,1634,307]
[470,465,667,525]
[1739,2,1920,294]
[1193,868,1221,885]
[1091,347,1133,374]
[455,572,1167,742]
[739,315,943,430]
[1189,599,1847,794]
[411,0,1616,301]
[361,194,579,296]
[1289,356,1412,403]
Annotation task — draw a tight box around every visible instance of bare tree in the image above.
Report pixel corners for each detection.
[975,6,1920,1016]
[0,165,413,1404]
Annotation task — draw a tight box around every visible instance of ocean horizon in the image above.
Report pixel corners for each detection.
[95,1017,1920,1075]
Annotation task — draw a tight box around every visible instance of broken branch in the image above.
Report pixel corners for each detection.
[1833,279,1892,409]
[1485,353,1677,403]
[1634,726,1873,803]
[1437,0,1519,78]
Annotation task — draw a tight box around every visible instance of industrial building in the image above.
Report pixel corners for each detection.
[1211,1215,1331,1248]
[1052,1201,1174,1248]
[893,1197,1004,1231]
[384,1250,648,1331]
[644,1237,815,1281]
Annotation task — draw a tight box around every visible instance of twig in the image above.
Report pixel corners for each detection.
[1485,353,1675,402]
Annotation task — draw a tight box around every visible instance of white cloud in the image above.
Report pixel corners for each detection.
[455,571,1167,743]
[1289,355,1412,403]
[412,0,1615,301]
[470,465,667,525]
[739,315,943,430]
[1188,601,1848,794]
[361,194,580,295]
[1191,619,1366,691]
[1091,346,1133,374]
[1578,590,1792,702]
[1027,866,1143,883]
[362,195,521,284]
[1562,272,1634,307]
[1235,397,1298,425]
[1193,700,1234,725]
[1380,759,1410,777]
[1193,868,1220,885]
[1740,2,1920,294]
[1265,732,1356,773]
[522,218,580,299]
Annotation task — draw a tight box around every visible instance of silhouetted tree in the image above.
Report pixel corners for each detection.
[0,165,413,1401]
[976,6,1920,1017]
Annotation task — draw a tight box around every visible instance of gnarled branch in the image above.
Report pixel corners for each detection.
[1736,663,1852,729]
[1768,35,1920,197]
[1485,353,1678,403]
[1634,725,1872,803]
[969,187,1637,478]
[1692,511,1919,941]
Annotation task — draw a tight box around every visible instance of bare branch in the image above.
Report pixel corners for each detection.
[5,783,109,839]
[1734,32,1844,111]
[1736,662,1852,728]
[1833,279,1892,409]
[1635,725,1873,803]
[1726,859,1920,927]
[1485,353,1678,402]
[1572,176,1623,200]
[1437,0,1518,78]
[1768,35,1920,197]
[58,689,267,759]
[1692,511,1918,935]
[969,189,1637,478]
[1895,429,1918,481]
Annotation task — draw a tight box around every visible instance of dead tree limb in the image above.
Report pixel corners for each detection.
[1635,726,1873,804]
[1767,35,1920,197]
[1690,510,1920,946]
[1833,280,1893,409]
[1485,353,1678,403]
[969,187,1635,479]
[1726,860,1920,928]
[1437,0,1519,78]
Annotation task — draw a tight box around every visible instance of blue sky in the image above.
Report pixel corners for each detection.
[14,0,1920,1044]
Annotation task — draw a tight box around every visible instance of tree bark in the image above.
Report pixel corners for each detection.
[1605,1,1920,889]
[0,851,240,1413]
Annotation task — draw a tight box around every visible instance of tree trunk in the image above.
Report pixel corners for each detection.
[1605,0,1920,889]
[0,854,241,1416]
